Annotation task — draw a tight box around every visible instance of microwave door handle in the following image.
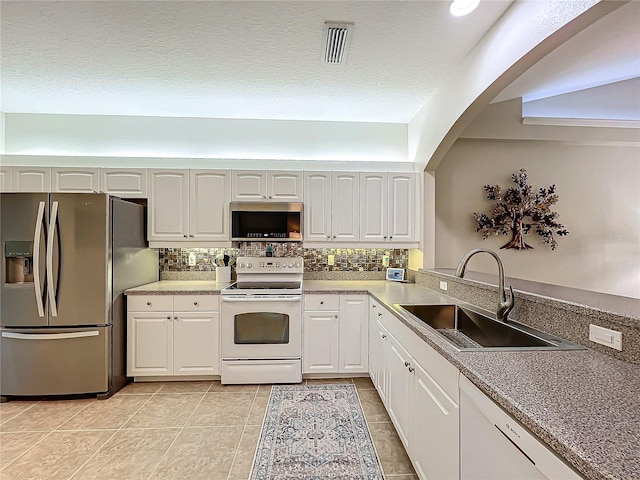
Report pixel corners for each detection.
[46,201,59,317]
[33,201,46,317]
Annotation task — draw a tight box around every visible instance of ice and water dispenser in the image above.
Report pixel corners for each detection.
[4,241,34,284]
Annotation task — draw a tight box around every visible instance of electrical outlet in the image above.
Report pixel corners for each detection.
[589,324,622,351]
[188,252,197,266]
[440,280,448,291]
[359,267,364,272]
[382,255,390,267]
[328,254,335,266]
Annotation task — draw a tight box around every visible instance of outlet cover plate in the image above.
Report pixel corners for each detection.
[589,324,622,351]
[440,280,448,291]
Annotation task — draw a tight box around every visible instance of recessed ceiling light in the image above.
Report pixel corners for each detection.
[450,0,480,17]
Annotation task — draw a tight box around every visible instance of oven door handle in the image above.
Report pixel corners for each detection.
[221,296,302,302]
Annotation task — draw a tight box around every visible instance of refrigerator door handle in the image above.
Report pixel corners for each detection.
[2,331,100,340]
[47,200,59,317]
[33,201,46,317]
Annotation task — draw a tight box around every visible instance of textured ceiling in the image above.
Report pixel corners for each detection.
[0,0,513,123]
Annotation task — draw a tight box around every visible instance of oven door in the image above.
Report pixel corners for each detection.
[220,295,302,359]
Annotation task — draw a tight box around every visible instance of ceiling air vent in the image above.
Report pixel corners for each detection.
[322,22,353,65]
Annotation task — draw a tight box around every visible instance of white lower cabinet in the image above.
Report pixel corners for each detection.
[303,294,368,374]
[368,296,460,480]
[127,295,220,377]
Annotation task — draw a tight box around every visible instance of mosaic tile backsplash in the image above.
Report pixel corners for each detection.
[158,243,408,273]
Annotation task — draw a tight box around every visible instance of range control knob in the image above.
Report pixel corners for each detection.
[247,263,252,268]
[239,263,245,268]
[288,262,294,268]
[295,262,301,268]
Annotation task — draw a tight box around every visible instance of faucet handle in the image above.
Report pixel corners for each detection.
[500,285,515,321]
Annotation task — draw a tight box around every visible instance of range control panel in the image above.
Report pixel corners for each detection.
[235,256,304,274]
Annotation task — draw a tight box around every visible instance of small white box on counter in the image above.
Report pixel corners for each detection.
[386,268,405,282]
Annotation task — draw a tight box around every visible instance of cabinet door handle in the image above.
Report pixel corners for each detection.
[381,334,387,339]
[404,361,410,367]
[147,302,152,306]
[378,312,382,317]
[408,366,414,372]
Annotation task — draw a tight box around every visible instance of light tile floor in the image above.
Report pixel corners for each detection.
[0,378,417,480]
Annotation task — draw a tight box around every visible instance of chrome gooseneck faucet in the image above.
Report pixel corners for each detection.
[455,248,514,322]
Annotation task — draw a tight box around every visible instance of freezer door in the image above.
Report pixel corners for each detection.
[0,326,110,396]
[49,194,109,327]
[1,193,49,327]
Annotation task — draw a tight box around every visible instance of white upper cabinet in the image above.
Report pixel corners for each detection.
[360,173,388,242]
[331,172,359,242]
[148,169,231,244]
[101,168,147,198]
[303,171,332,242]
[51,167,100,193]
[12,167,51,192]
[0,166,12,192]
[148,169,190,241]
[232,171,267,201]
[232,170,302,202]
[388,173,417,242]
[190,170,231,241]
[268,171,303,201]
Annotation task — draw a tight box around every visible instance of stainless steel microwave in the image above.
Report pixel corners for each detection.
[230,202,302,241]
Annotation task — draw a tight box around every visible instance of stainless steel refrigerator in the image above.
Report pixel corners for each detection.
[0,193,158,399]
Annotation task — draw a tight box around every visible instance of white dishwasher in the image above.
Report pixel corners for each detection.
[459,375,585,480]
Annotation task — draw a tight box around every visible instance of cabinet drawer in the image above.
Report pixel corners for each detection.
[305,295,340,311]
[173,295,218,312]
[128,295,173,312]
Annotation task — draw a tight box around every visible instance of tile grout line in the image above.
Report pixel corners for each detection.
[352,381,387,479]
[226,385,261,480]
[66,387,160,480]
[145,386,212,480]
[1,397,97,473]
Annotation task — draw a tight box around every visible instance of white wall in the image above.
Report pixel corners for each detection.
[3,113,409,164]
[435,103,640,299]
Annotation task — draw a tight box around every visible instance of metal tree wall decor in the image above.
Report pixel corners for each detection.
[473,169,569,250]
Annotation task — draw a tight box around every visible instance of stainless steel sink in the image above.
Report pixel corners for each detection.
[396,304,585,351]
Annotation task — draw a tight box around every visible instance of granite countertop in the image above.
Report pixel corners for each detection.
[125,280,232,295]
[306,280,639,480]
[125,279,639,479]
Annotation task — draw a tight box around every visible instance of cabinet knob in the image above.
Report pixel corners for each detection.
[327,235,330,239]
[174,316,178,320]
[378,312,382,317]
[189,234,194,238]
[335,315,338,319]
[183,234,188,238]
[404,361,410,367]
[262,195,267,199]
[383,236,387,240]
[333,236,336,239]
[194,302,198,306]
[166,316,171,320]
[320,301,324,305]
[268,195,272,199]
[147,302,151,306]
[381,334,387,339]
[408,366,414,373]
[372,305,376,309]
[390,236,393,239]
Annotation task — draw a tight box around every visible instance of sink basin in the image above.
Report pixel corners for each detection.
[396,304,585,351]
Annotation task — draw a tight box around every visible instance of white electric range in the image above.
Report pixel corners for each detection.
[220,256,303,384]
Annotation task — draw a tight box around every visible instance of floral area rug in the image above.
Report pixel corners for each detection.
[250,384,384,480]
